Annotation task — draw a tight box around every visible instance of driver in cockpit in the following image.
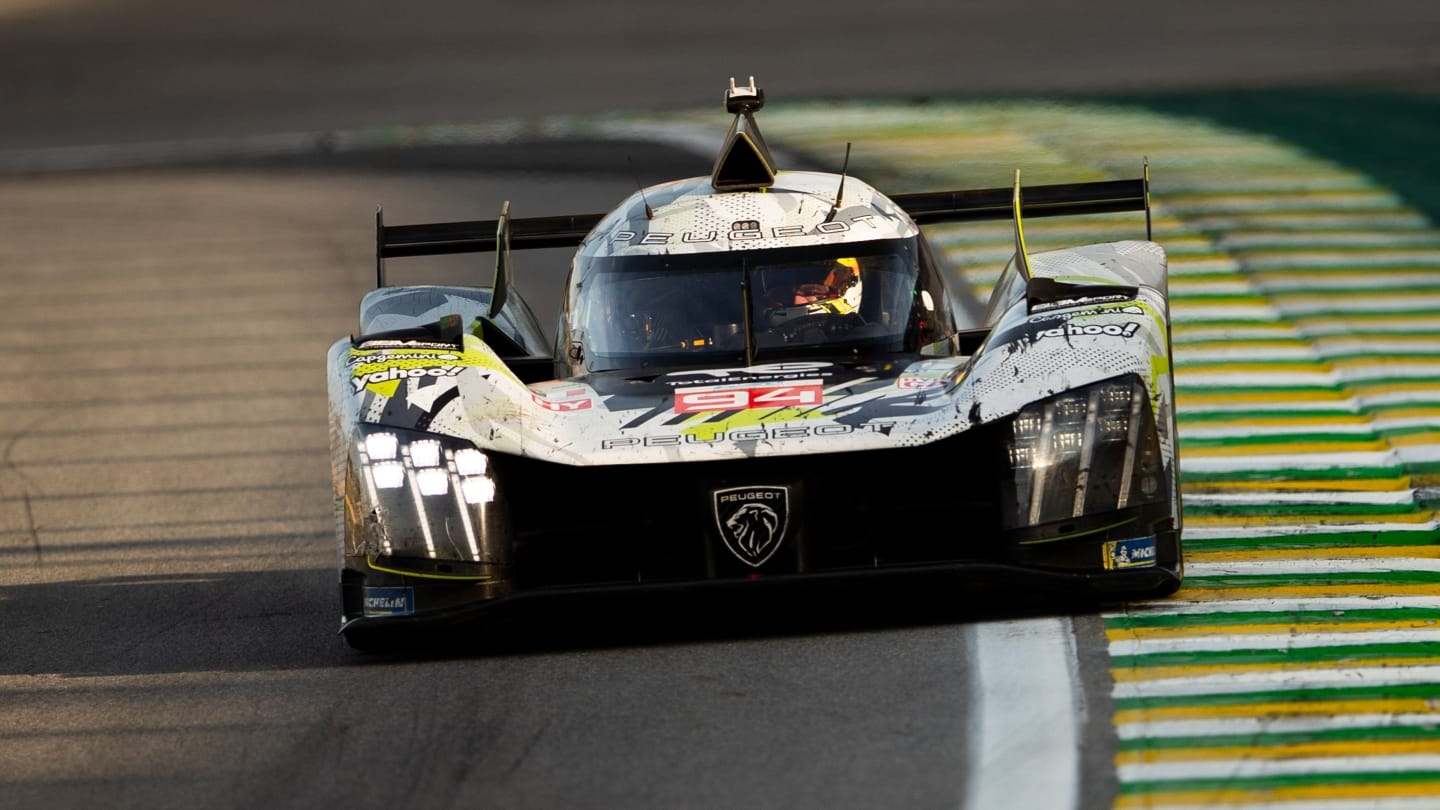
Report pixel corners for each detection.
[766,256,863,329]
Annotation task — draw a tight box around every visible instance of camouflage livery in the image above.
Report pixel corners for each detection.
[325,78,1182,649]
[583,171,919,258]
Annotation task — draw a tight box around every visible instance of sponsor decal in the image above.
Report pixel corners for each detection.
[1032,303,1146,324]
[665,361,831,388]
[1035,321,1140,341]
[362,586,415,617]
[610,216,882,246]
[353,340,462,352]
[531,383,589,397]
[896,375,944,390]
[531,384,594,412]
[1104,536,1158,570]
[347,350,462,368]
[992,303,1153,347]
[600,420,897,449]
[713,486,790,567]
[1030,292,1133,313]
[532,393,593,412]
[351,365,464,393]
[675,381,824,413]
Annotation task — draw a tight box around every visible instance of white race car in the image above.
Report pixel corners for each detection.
[327,77,1182,649]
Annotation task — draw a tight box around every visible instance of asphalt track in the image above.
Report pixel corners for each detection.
[2,2,1439,809]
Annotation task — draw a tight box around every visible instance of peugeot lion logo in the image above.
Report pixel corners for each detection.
[713,485,790,567]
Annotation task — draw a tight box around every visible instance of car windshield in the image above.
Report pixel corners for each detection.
[569,237,955,373]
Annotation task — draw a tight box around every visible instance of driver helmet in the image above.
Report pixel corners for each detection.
[769,257,863,326]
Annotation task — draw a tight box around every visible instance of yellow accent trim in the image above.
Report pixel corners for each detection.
[366,556,493,582]
[677,405,824,437]
[1016,517,1135,545]
[462,333,527,386]
[1012,168,1031,278]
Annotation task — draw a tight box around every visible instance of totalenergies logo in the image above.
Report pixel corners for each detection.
[610,214,884,245]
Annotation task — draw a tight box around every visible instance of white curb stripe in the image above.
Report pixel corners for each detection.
[1119,755,1440,782]
[1111,628,1440,656]
[1116,799,1440,810]
[1182,491,1413,505]
[964,618,1079,810]
[1112,666,1440,699]
[1185,559,1440,576]
[1109,596,1440,616]
[1117,713,1440,740]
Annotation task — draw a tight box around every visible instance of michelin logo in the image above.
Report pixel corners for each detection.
[362,586,415,617]
[1105,536,1157,570]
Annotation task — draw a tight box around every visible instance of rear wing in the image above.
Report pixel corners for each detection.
[376,209,602,288]
[373,169,1151,286]
[894,173,1150,232]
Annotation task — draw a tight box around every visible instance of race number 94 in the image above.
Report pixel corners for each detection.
[674,382,824,413]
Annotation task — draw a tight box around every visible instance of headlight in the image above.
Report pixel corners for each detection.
[349,425,509,571]
[357,427,495,506]
[1003,375,1166,532]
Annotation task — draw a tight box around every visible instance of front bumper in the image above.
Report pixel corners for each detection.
[338,551,1182,650]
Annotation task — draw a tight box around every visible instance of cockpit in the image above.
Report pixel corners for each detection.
[560,236,960,374]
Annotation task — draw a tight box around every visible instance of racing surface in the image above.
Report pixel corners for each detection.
[3,2,1439,808]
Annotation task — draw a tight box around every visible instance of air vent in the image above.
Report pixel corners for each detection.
[1026,277,1138,314]
[712,130,776,191]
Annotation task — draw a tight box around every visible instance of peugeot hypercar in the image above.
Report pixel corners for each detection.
[326,78,1182,649]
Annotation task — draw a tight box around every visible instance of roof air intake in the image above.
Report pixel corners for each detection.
[711,76,777,191]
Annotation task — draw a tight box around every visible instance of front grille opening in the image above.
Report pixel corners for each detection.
[494,427,1011,590]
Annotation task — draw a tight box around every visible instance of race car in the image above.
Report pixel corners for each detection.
[326,77,1182,649]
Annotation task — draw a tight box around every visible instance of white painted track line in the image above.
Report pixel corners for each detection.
[964,618,1080,810]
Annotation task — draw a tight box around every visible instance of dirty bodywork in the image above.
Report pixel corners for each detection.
[326,78,1182,649]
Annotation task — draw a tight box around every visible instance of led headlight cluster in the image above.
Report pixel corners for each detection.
[360,430,496,506]
[1003,375,1165,532]
[353,425,504,565]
